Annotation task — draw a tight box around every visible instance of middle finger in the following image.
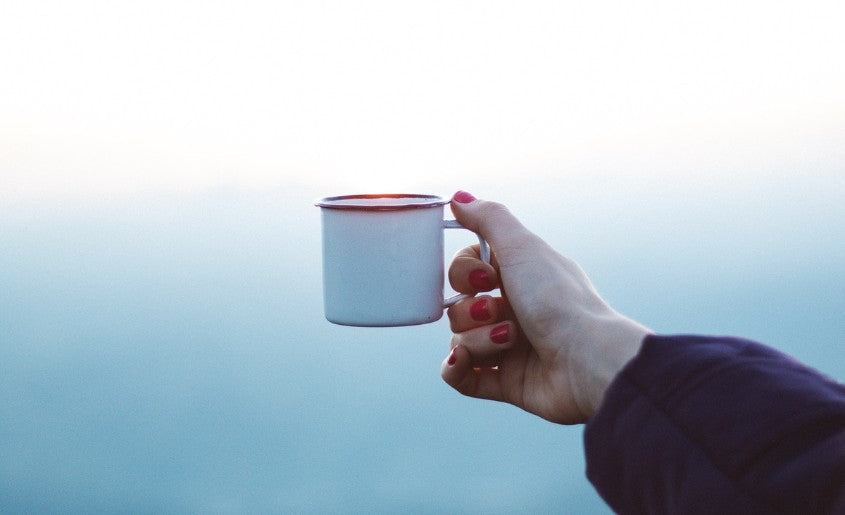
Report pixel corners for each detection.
[447,294,506,333]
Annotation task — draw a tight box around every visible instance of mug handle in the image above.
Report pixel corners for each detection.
[442,220,491,308]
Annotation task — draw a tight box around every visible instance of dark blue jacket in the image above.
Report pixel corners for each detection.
[584,334,845,514]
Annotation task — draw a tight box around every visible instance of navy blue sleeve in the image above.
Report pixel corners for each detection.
[584,334,845,514]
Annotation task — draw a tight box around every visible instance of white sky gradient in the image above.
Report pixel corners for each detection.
[1,0,843,201]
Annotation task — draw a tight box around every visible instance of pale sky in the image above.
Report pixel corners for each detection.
[2,0,843,202]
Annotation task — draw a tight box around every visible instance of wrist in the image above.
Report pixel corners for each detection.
[569,308,651,419]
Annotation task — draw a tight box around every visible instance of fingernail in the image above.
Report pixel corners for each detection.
[453,190,477,204]
[490,324,509,344]
[447,349,457,365]
[469,269,492,290]
[470,298,490,321]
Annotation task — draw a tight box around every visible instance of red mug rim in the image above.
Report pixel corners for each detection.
[315,193,449,211]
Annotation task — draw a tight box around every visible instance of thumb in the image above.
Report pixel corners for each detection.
[450,191,537,260]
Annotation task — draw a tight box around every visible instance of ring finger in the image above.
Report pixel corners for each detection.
[449,320,516,365]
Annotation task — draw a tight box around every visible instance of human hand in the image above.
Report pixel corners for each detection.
[441,191,651,424]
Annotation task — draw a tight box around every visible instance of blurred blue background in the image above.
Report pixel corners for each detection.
[2,176,842,513]
[1,0,843,513]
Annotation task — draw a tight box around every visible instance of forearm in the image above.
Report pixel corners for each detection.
[584,334,845,514]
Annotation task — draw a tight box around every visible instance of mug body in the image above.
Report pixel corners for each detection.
[318,194,448,326]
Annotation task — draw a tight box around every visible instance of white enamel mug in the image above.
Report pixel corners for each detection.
[316,194,490,327]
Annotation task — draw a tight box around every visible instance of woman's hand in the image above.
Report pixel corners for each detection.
[441,191,651,424]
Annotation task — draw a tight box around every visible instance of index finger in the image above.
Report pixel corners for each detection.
[448,244,499,294]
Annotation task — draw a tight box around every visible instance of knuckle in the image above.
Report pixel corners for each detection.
[449,333,461,350]
[448,318,460,334]
[446,305,458,328]
[447,266,462,286]
[478,201,511,223]
[455,374,476,396]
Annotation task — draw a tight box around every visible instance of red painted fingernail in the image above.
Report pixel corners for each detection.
[469,269,492,290]
[490,324,509,344]
[447,349,457,365]
[453,190,477,204]
[470,298,490,321]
